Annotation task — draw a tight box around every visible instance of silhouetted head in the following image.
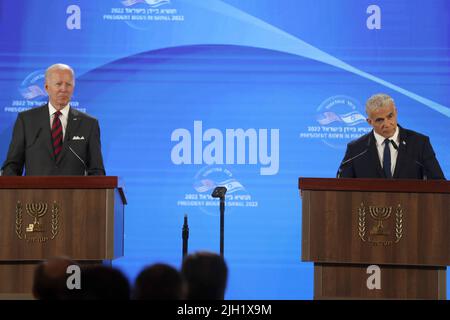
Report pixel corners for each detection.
[133,263,185,300]
[32,256,78,300]
[79,265,130,300]
[181,251,228,300]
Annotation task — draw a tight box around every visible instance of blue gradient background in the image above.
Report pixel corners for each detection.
[0,0,449,299]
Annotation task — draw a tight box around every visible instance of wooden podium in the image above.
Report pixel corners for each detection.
[299,178,450,300]
[0,176,126,299]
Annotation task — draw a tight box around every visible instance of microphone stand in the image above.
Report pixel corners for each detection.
[336,149,369,178]
[182,215,189,260]
[219,196,225,257]
[68,146,88,176]
[211,186,227,257]
[390,140,427,180]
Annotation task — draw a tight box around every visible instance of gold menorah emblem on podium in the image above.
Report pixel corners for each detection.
[25,203,48,233]
[358,203,403,245]
[369,206,392,236]
[15,201,60,242]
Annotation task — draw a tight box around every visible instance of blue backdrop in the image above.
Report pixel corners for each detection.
[1,0,449,299]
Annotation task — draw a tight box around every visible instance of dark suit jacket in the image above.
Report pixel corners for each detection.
[338,125,445,180]
[1,104,105,176]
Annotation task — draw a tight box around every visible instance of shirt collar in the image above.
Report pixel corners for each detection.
[48,102,70,118]
[373,126,400,146]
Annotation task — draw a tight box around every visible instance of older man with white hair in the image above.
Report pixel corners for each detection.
[337,93,445,180]
[1,63,105,176]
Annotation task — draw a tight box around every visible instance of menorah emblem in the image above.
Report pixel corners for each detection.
[25,203,48,233]
[369,206,392,236]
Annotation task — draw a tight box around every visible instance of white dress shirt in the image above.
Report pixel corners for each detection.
[48,103,70,140]
[373,126,400,175]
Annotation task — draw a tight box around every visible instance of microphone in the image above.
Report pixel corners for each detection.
[68,146,87,176]
[390,139,427,180]
[182,215,189,259]
[390,140,398,150]
[211,186,227,199]
[337,134,374,178]
[337,149,369,178]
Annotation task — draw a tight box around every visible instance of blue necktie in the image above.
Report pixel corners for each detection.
[383,138,392,178]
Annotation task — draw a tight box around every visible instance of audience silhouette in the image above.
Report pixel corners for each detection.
[78,265,130,300]
[32,252,228,300]
[181,251,228,300]
[133,263,185,300]
[32,256,78,300]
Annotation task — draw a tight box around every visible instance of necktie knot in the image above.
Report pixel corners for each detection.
[54,111,62,118]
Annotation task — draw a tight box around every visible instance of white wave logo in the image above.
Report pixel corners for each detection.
[19,70,47,100]
[316,111,340,125]
[176,166,258,216]
[339,111,366,125]
[220,179,245,193]
[194,178,245,194]
[194,179,215,193]
[20,85,46,100]
[299,95,371,149]
[122,0,170,7]
[317,110,366,126]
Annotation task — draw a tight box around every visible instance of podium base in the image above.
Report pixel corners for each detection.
[314,263,446,300]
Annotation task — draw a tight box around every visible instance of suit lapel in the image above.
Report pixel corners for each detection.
[57,107,82,164]
[368,131,385,178]
[393,126,408,178]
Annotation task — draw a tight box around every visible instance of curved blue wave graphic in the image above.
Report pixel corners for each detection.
[191,0,450,118]
[75,0,449,118]
[122,0,170,7]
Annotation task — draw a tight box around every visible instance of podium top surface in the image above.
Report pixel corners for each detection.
[299,177,450,194]
[0,176,118,189]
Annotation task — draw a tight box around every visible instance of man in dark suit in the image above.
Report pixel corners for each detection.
[1,64,105,176]
[338,93,445,180]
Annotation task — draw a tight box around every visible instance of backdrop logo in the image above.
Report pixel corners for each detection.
[4,70,47,114]
[299,95,371,149]
[122,0,170,7]
[19,70,46,100]
[102,0,184,29]
[3,70,83,114]
[177,166,258,216]
[171,121,280,175]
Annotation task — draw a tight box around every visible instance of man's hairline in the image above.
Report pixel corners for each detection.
[366,102,397,121]
[45,64,75,84]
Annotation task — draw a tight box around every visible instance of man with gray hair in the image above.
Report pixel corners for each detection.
[337,93,445,179]
[1,63,105,176]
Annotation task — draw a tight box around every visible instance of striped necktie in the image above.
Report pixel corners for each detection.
[51,111,63,159]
